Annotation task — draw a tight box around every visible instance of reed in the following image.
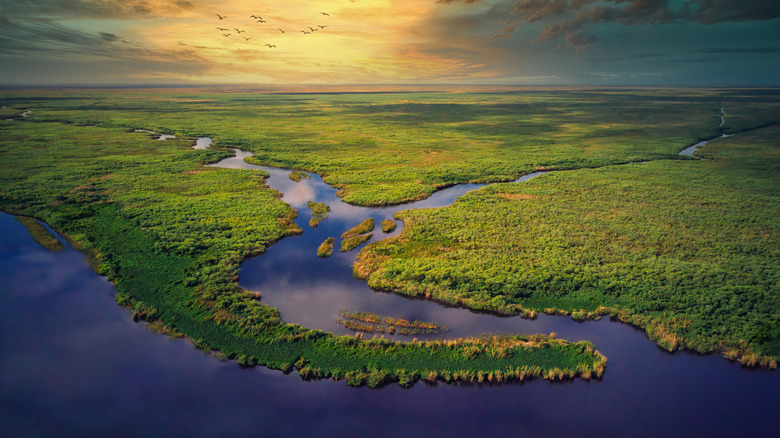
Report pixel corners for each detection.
[15,216,64,251]
[380,219,397,233]
[317,237,335,257]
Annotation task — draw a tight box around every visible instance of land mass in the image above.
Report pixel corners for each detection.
[0,88,777,386]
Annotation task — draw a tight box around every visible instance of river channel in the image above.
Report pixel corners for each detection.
[1,122,777,437]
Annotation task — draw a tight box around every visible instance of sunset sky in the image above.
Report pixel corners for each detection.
[1,0,778,86]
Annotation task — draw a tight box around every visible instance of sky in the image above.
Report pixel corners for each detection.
[0,0,778,86]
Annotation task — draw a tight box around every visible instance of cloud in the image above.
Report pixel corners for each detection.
[0,0,198,19]
[98,32,121,42]
[696,46,780,54]
[0,18,212,79]
[439,0,780,49]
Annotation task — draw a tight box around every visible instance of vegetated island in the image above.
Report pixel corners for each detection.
[340,218,374,252]
[308,201,330,227]
[380,219,396,233]
[289,170,310,182]
[317,237,335,258]
[337,310,448,336]
[0,103,605,387]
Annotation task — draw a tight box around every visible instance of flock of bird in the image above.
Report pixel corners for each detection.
[215,11,330,48]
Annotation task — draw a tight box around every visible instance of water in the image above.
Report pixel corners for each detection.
[1,213,777,437]
[134,129,176,140]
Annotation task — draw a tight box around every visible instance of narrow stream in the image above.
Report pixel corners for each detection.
[679,106,730,157]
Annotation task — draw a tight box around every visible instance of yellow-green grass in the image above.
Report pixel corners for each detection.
[357,123,780,368]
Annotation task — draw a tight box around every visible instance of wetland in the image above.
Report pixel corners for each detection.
[0,87,778,435]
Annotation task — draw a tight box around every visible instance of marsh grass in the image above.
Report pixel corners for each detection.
[15,216,64,251]
[357,122,780,366]
[336,310,448,335]
[381,219,396,233]
[317,237,335,258]
[307,201,330,227]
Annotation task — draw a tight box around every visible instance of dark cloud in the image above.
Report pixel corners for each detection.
[490,20,516,39]
[0,0,196,19]
[98,32,120,42]
[0,18,212,79]
[696,47,780,54]
[440,0,780,49]
[561,31,597,51]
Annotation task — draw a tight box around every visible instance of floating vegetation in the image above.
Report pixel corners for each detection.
[337,310,448,336]
[307,201,330,227]
[289,170,310,182]
[380,219,396,233]
[317,237,335,258]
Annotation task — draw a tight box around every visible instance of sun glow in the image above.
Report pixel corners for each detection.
[120,0,468,83]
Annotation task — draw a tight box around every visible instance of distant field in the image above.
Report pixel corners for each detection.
[4,87,772,205]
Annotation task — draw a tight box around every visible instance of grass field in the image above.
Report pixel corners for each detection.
[356,122,780,366]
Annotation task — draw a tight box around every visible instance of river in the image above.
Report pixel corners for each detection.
[1,124,777,436]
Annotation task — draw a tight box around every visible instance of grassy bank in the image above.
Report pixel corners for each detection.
[15,216,64,251]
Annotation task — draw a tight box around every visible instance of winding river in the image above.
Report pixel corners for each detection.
[1,115,777,437]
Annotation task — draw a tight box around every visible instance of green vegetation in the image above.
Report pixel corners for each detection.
[289,170,310,182]
[1,87,755,206]
[337,310,448,336]
[1,108,20,118]
[340,218,375,252]
[15,216,64,251]
[357,123,780,368]
[342,218,375,238]
[341,234,373,252]
[317,237,335,258]
[381,219,397,233]
[307,201,330,227]
[2,87,777,383]
[0,100,605,386]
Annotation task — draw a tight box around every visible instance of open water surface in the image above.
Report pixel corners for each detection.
[1,121,777,436]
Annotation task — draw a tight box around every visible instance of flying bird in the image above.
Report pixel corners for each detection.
[244,37,252,41]
[234,28,245,33]
[216,14,226,20]
[308,27,317,32]
[250,15,262,19]
[265,44,276,48]
[320,12,329,16]
[301,30,310,34]
[217,27,229,31]
[223,33,231,37]
[317,25,328,29]
[278,28,286,33]
[256,19,266,23]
